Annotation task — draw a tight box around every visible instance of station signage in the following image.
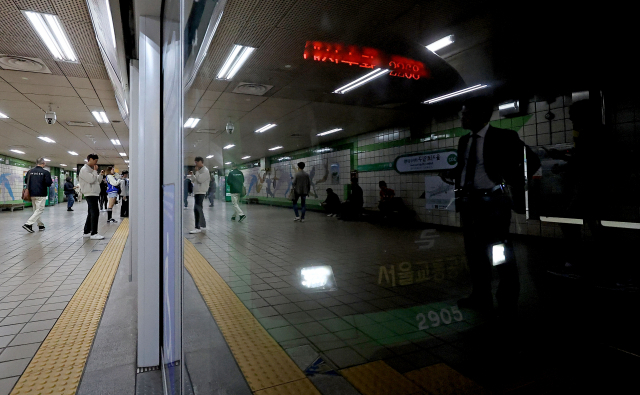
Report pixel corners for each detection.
[393,150,457,173]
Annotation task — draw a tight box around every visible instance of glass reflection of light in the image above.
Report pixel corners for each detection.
[301,266,333,289]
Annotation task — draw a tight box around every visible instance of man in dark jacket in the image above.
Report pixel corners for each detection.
[23,157,53,233]
[227,165,246,222]
[64,176,76,211]
[292,162,311,222]
[441,96,540,318]
[322,188,341,216]
[339,178,364,220]
[99,177,108,211]
[207,176,216,207]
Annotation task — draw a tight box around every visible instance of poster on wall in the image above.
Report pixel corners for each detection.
[394,150,457,173]
[424,176,455,211]
[331,163,339,184]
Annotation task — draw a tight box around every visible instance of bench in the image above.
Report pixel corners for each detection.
[1,203,25,212]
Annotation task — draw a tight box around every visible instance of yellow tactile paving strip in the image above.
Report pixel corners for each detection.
[10,220,129,395]
[404,363,490,395]
[340,360,423,395]
[184,240,307,392]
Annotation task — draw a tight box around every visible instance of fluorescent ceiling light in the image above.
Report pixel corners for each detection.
[499,101,519,111]
[426,35,455,52]
[119,152,127,156]
[43,158,51,162]
[241,156,251,159]
[23,11,77,62]
[317,128,342,137]
[10,149,25,154]
[333,68,389,94]
[60,164,67,166]
[224,162,232,165]
[268,146,283,151]
[92,111,109,123]
[423,84,488,104]
[217,45,255,80]
[104,0,116,48]
[84,159,88,162]
[315,148,332,153]
[184,118,200,128]
[111,139,121,145]
[124,160,129,163]
[254,123,276,133]
[206,155,214,159]
[223,144,235,149]
[68,151,78,155]
[213,166,219,168]
[38,136,55,143]
[0,112,8,118]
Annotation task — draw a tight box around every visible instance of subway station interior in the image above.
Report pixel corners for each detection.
[0,0,639,394]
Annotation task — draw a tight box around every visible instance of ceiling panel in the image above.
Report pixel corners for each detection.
[67,77,94,89]
[11,84,79,97]
[0,70,72,86]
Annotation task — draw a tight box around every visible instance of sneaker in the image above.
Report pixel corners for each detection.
[67,208,73,211]
[22,224,34,233]
[231,216,236,221]
[294,217,300,221]
[83,233,91,238]
[209,204,214,207]
[327,214,333,217]
[300,219,305,223]
[107,218,118,223]
[90,234,105,240]
[189,229,201,234]
[239,215,246,222]
[39,226,45,231]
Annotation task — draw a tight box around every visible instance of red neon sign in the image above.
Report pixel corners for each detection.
[303,41,429,80]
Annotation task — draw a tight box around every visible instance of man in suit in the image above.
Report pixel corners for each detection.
[442,96,539,318]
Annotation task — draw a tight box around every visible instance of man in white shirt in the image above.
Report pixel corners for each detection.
[79,153,105,240]
[187,156,210,233]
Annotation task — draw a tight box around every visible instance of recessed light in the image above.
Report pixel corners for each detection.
[92,111,109,123]
[255,123,276,133]
[206,155,214,159]
[23,11,77,62]
[268,146,283,151]
[124,160,129,163]
[60,164,67,166]
[0,112,8,119]
[241,156,251,159]
[184,118,200,128]
[223,144,235,149]
[224,162,232,165]
[119,152,127,156]
[213,166,219,168]
[43,158,51,162]
[317,128,342,137]
[68,151,78,155]
[426,35,455,53]
[111,139,121,145]
[423,84,488,104]
[10,149,25,154]
[84,159,88,162]
[217,45,255,80]
[333,69,389,94]
[38,136,56,143]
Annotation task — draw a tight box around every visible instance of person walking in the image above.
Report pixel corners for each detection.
[119,170,129,218]
[105,167,121,223]
[187,157,210,233]
[227,164,246,222]
[183,175,191,209]
[64,176,76,211]
[99,177,108,211]
[79,153,105,240]
[292,162,311,222]
[440,96,540,319]
[207,176,216,207]
[22,157,53,233]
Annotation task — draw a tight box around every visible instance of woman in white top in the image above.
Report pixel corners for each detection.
[105,166,125,223]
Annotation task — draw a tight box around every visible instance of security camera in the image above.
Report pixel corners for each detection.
[225,121,235,134]
[44,111,56,125]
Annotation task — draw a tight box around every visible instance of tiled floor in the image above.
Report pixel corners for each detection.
[0,202,123,394]
[185,200,640,393]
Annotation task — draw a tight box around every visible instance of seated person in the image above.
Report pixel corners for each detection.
[339,179,363,220]
[378,181,395,214]
[322,188,341,216]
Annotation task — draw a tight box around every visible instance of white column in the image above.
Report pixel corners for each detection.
[135,16,161,368]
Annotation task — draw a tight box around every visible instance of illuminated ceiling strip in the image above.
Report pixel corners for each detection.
[111,139,121,145]
[206,155,214,159]
[60,164,67,166]
[499,101,519,111]
[423,84,488,104]
[333,69,389,94]
[92,111,109,123]
[184,118,200,128]
[268,146,283,151]
[223,144,235,149]
[10,149,25,154]
[38,136,55,143]
[0,112,8,118]
[224,162,232,164]
[255,123,276,133]
[119,152,127,156]
[217,45,255,80]
[23,11,77,62]
[241,156,251,159]
[317,128,343,137]
[426,35,454,52]
[68,151,78,155]
[43,158,51,161]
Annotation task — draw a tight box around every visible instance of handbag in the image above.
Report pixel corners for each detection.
[22,172,31,201]
[288,188,295,201]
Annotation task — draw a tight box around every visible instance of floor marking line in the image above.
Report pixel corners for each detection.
[10,220,129,395]
[184,240,307,392]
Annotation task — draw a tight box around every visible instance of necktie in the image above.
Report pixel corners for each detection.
[464,133,479,189]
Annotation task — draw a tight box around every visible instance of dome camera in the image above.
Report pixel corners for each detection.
[226,121,235,134]
[45,111,56,125]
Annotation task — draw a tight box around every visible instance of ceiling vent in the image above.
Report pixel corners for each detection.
[232,82,273,96]
[195,129,218,134]
[0,55,51,74]
[66,121,94,127]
